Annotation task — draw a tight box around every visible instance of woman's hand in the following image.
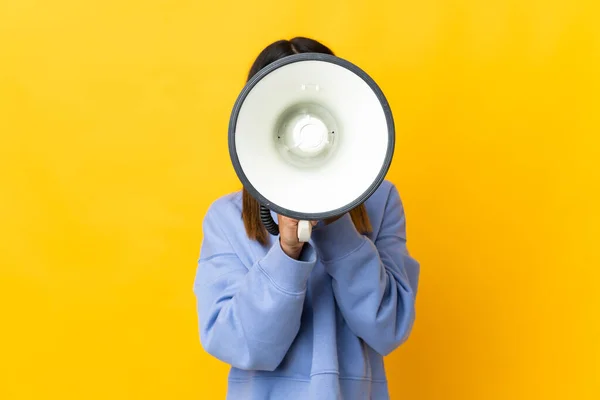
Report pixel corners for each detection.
[277,215,318,259]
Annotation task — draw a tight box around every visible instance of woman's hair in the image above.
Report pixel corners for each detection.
[241,37,372,245]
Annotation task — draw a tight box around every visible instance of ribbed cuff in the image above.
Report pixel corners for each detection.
[311,213,366,262]
[257,241,317,294]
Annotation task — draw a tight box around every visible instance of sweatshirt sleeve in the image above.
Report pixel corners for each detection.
[193,201,317,371]
[311,184,420,356]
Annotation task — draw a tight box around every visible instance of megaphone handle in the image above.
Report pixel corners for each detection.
[297,220,312,242]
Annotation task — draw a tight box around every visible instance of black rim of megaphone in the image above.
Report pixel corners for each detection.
[228,52,395,221]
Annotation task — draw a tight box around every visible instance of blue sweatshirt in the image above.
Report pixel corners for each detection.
[193,180,420,399]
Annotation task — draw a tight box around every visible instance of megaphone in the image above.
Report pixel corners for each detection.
[228,52,394,242]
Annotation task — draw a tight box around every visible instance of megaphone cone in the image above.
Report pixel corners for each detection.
[229,52,394,242]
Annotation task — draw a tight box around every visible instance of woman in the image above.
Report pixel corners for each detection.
[194,37,420,400]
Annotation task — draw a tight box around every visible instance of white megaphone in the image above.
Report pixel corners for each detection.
[228,52,395,242]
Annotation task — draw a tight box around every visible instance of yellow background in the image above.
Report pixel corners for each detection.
[1,0,599,398]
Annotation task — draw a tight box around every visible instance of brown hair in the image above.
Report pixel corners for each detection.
[241,37,372,245]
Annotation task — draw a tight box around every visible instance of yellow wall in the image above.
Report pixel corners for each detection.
[1,0,598,398]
